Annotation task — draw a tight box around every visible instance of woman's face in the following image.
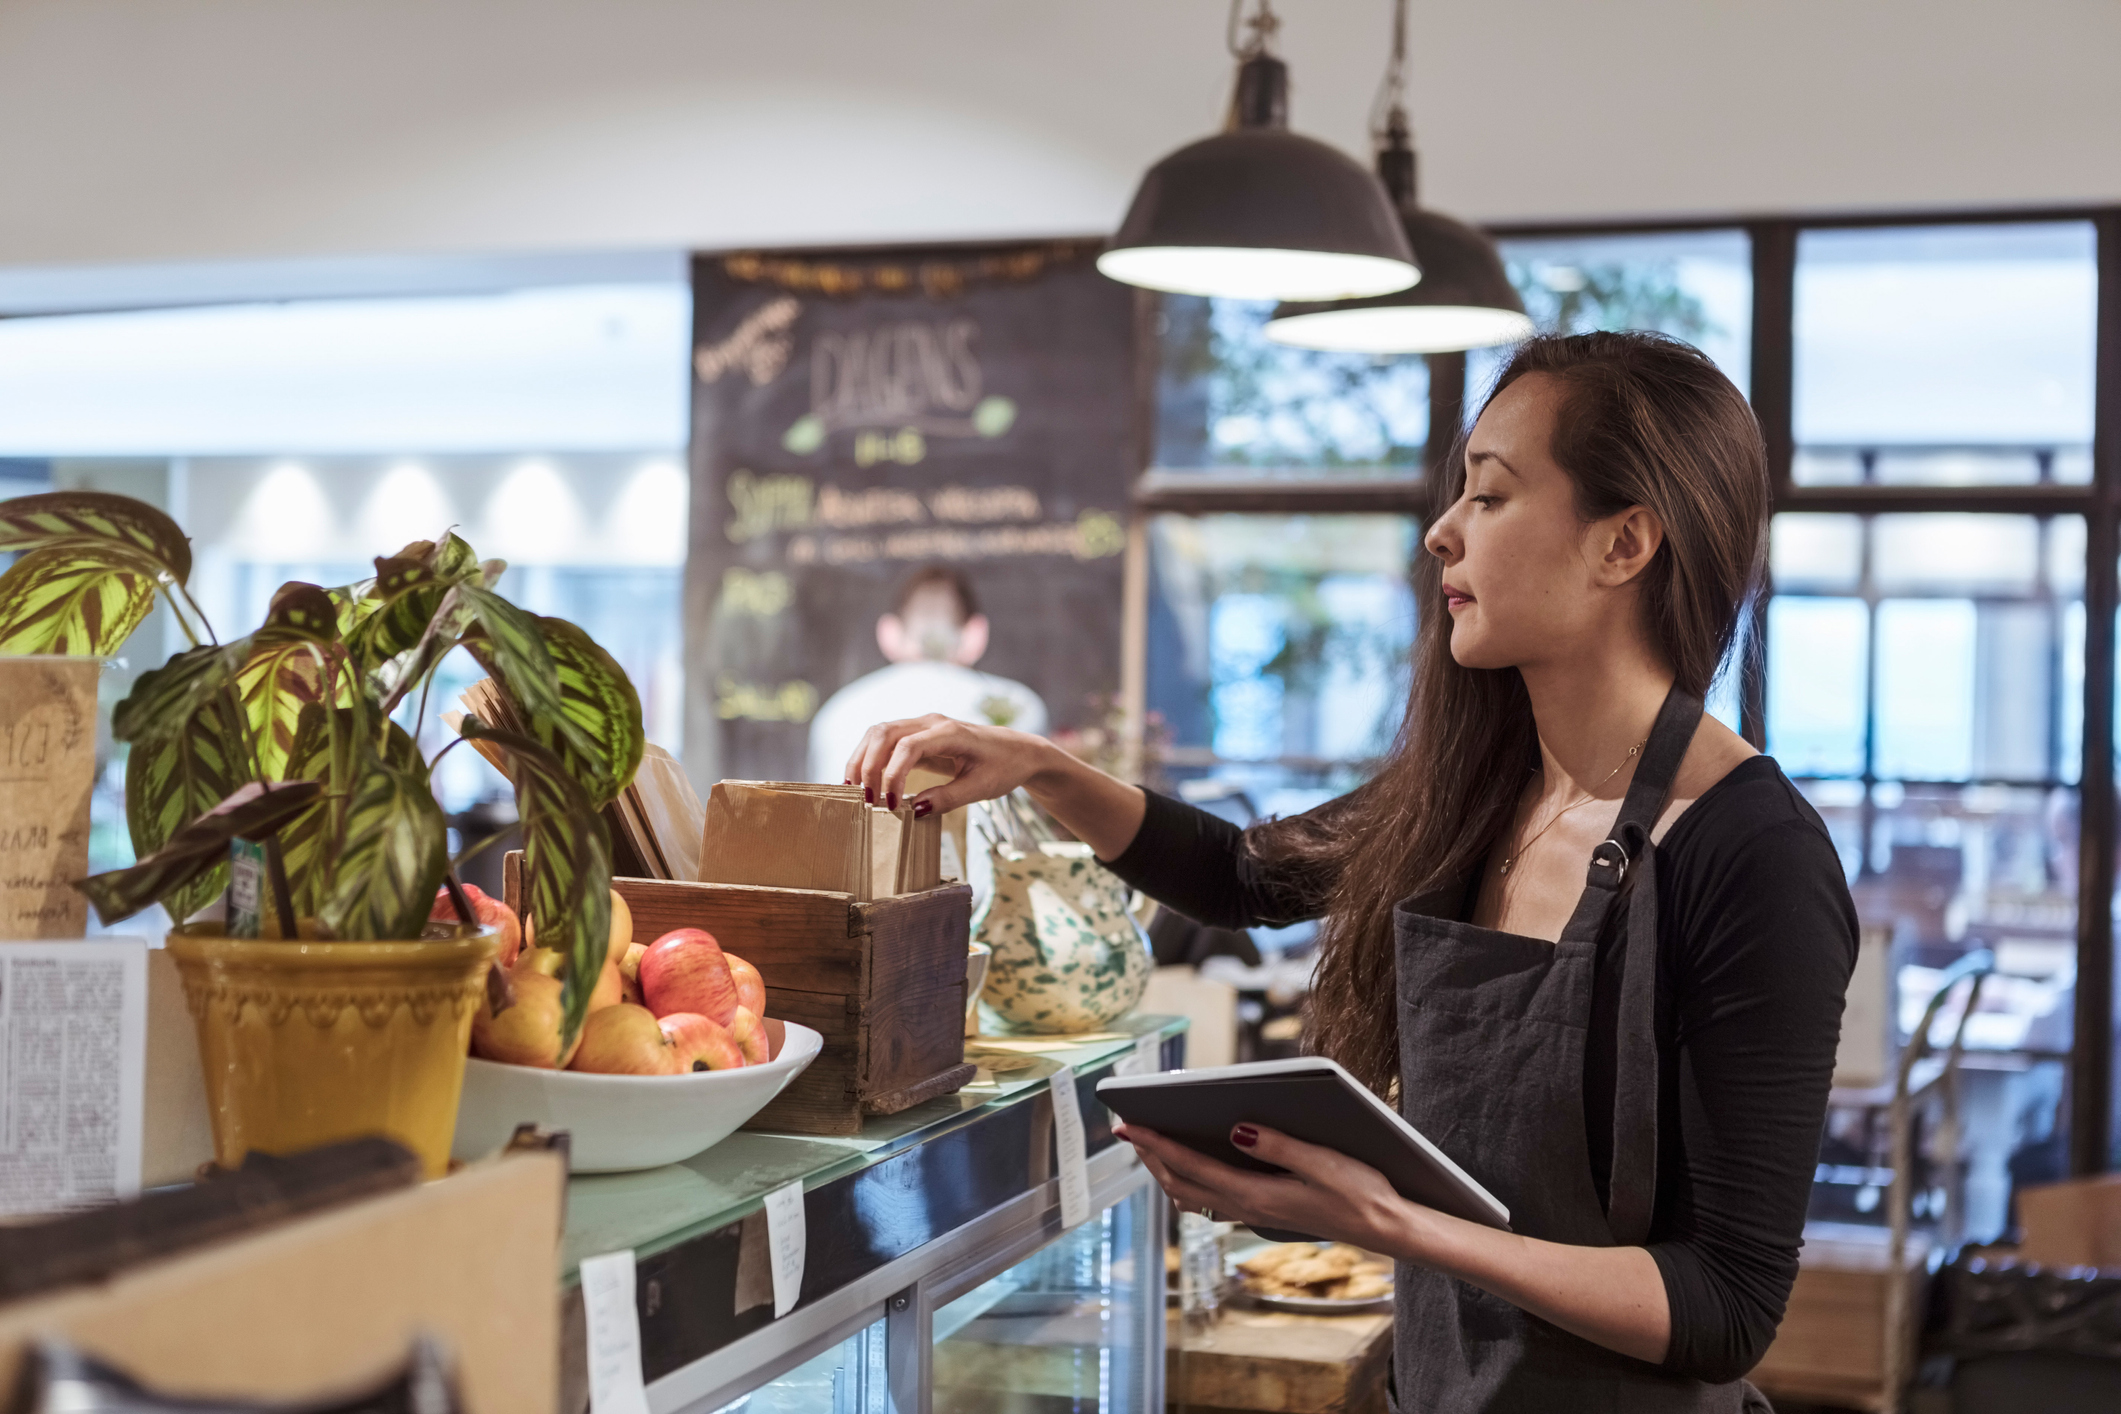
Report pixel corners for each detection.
[1423,372,1657,672]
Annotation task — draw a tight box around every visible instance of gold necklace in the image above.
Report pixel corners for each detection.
[1497,739,1647,877]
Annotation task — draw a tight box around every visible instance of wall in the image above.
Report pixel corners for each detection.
[0,0,2116,279]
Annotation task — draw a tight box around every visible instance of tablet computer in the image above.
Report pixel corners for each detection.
[1096,1056,1509,1243]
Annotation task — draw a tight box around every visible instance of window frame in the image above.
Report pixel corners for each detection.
[1127,203,2121,1176]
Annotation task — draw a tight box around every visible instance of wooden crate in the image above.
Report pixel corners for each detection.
[1749,1225,1929,1413]
[503,855,974,1135]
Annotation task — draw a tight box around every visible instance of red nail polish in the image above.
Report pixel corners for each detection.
[913,799,933,818]
[863,785,874,804]
[886,792,898,810]
[1231,1125,1258,1148]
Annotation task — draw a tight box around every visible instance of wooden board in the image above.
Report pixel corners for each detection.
[0,1150,564,1414]
[1167,1307,1392,1414]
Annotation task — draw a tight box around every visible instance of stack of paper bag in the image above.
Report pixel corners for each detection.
[699,782,942,900]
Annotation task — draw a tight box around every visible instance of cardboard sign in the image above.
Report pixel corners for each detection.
[0,658,98,938]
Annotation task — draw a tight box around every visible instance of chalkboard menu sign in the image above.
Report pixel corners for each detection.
[684,242,1140,786]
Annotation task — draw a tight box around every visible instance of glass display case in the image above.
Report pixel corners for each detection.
[928,1187,1155,1414]
[570,1022,1177,1414]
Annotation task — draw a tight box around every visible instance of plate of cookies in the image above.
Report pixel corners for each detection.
[1230,1240,1395,1314]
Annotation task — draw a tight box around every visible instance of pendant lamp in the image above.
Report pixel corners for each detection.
[1265,0,1533,353]
[1097,0,1418,303]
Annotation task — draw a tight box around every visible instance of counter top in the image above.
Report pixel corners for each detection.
[563,1013,1181,1278]
[556,1014,1185,1395]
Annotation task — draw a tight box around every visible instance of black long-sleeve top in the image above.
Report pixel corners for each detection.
[1105,756,1855,1383]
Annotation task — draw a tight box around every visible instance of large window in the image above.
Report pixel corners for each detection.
[1137,208,2120,1193]
[1155,296,1428,475]
[1792,223,2097,486]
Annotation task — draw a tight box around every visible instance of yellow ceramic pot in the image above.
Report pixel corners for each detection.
[167,925,500,1179]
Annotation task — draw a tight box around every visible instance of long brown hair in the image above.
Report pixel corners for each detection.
[1285,331,1770,1093]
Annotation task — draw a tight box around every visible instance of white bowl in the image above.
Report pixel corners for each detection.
[451,1020,822,1173]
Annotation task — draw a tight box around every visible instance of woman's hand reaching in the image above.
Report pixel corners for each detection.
[843,714,1049,816]
[842,714,1148,860]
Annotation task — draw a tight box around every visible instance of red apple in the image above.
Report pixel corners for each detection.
[641,929,738,1024]
[659,1011,746,1071]
[570,1004,683,1075]
[727,1006,770,1066]
[725,954,766,1016]
[471,964,578,1068]
[432,884,521,967]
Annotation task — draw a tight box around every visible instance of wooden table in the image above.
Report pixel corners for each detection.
[1167,1307,1392,1414]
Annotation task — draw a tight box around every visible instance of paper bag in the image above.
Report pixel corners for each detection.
[698,782,942,900]
[0,658,100,938]
[700,782,871,895]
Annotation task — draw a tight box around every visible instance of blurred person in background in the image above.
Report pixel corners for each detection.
[807,564,1047,784]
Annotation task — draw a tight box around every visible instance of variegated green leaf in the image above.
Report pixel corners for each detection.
[0,490,191,584]
[77,780,321,926]
[344,554,445,674]
[257,581,339,644]
[459,587,604,773]
[111,639,251,746]
[433,532,481,584]
[236,642,341,780]
[539,617,644,809]
[277,705,420,918]
[124,693,246,924]
[458,715,611,1046]
[318,746,447,941]
[0,543,161,656]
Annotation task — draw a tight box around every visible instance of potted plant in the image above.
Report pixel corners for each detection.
[0,491,641,1176]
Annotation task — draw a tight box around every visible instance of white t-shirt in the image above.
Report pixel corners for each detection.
[806,662,1049,783]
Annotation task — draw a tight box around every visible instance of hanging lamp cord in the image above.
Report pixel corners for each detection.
[1227,0,1280,59]
[1369,0,1412,146]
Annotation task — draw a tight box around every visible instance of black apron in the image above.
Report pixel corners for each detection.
[1387,688,1771,1413]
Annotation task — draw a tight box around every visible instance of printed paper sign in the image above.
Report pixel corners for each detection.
[764,1179,807,1318]
[0,659,98,938]
[578,1249,653,1414]
[0,939,147,1218]
[1050,1070,1090,1230]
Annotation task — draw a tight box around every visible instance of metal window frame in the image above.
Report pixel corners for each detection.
[1130,202,2121,1175]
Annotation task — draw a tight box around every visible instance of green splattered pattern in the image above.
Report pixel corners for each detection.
[972,841,1152,1033]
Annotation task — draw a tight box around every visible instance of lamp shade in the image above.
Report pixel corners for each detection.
[1266,147,1533,353]
[1098,56,1418,302]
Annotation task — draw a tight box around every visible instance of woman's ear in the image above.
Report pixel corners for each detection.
[877,613,911,661]
[950,614,991,666]
[1594,506,1665,587]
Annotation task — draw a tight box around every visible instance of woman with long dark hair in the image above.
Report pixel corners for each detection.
[847,331,1854,1411]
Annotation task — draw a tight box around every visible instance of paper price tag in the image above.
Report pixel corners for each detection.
[578,1250,652,1414]
[764,1179,807,1318]
[1050,1070,1090,1230]
[1115,1032,1163,1077]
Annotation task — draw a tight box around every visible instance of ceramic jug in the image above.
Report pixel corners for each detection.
[974,840,1153,1033]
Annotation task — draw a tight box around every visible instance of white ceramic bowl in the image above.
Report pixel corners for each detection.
[451,1020,822,1173]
